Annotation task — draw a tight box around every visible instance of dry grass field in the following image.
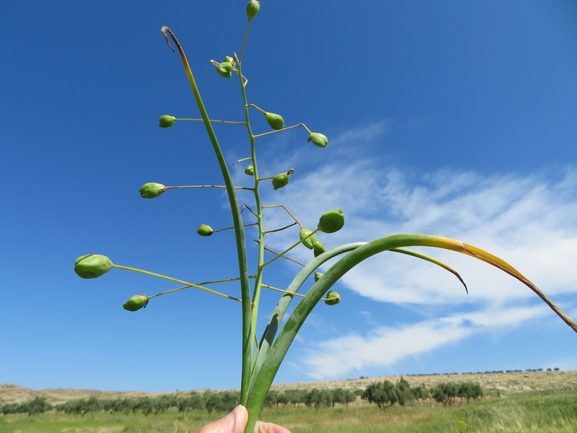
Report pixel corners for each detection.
[2,370,576,406]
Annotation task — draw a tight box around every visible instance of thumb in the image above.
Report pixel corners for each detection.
[196,405,248,433]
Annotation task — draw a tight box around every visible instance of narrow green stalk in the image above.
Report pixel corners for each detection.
[237,54,266,406]
[175,117,246,125]
[253,123,312,139]
[113,264,239,301]
[260,229,319,268]
[167,185,253,191]
[161,26,252,401]
[148,284,242,303]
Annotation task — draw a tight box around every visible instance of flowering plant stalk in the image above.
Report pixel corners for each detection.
[74,4,577,432]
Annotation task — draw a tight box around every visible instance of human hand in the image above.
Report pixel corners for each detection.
[196,405,292,433]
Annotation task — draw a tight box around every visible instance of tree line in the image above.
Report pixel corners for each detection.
[0,379,484,417]
[361,378,483,410]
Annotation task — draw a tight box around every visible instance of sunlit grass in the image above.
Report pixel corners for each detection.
[1,388,577,432]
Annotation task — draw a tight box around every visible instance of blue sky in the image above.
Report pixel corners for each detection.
[2,1,577,393]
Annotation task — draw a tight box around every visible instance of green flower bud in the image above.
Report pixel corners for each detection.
[139,182,166,199]
[313,242,326,257]
[299,227,318,250]
[272,172,290,190]
[308,132,329,148]
[264,112,284,130]
[216,61,233,78]
[74,254,113,279]
[197,224,213,237]
[246,0,260,20]
[314,272,323,282]
[123,295,149,312]
[317,208,345,233]
[159,115,176,128]
[245,165,255,176]
[324,291,341,306]
[224,56,235,65]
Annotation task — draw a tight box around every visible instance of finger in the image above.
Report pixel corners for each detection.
[196,405,248,433]
[254,420,292,433]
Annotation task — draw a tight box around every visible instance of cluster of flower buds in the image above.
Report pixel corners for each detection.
[216,56,236,79]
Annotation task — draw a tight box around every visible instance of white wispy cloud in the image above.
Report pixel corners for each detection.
[255,121,577,379]
[302,305,551,379]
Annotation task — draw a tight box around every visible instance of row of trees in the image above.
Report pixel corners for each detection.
[408,367,560,376]
[361,378,483,410]
[0,387,358,417]
[1,380,484,417]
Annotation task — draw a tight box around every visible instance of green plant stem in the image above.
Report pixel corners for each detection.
[260,229,319,268]
[261,284,330,300]
[237,53,263,407]
[148,284,242,303]
[166,185,253,191]
[112,265,240,301]
[262,204,302,226]
[175,117,246,125]
[253,123,312,139]
[161,26,252,401]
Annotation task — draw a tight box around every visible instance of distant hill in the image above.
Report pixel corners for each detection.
[2,370,576,406]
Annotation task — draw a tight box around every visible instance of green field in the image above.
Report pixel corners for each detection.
[1,388,577,433]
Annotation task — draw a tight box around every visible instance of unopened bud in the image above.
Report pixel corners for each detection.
[197,224,214,237]
[264,112,284,130]
[314,272,323,282]
[224,56,235,66]
[216,61,233,79]
[299,228,318,250]
[308,132,328,148]
[324,291,341,305]
[313,242,326,257]
[317,208,345,233]
[123,295,149,312]
[159,115,176,128]
[139,182,166,199]
[74,254,113,279]
[245,165,255,176]
[272,171,291,190]
[246,0,260,20]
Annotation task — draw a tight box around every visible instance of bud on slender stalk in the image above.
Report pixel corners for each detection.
[158,115,176,128]
[324,291,341,305]
[123,295,149,312]
[216,61,233,78]
[139,182,166,199]
[272,172,290,190]
[264,112,284,130]
[299,228,318,250]
[197,224,214,237]
[74,254,113,279]
[317,208,345,233]
[245,165,255,176]
[313,242,326,257]
[308,132,329,148]
[246,0,260,20]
